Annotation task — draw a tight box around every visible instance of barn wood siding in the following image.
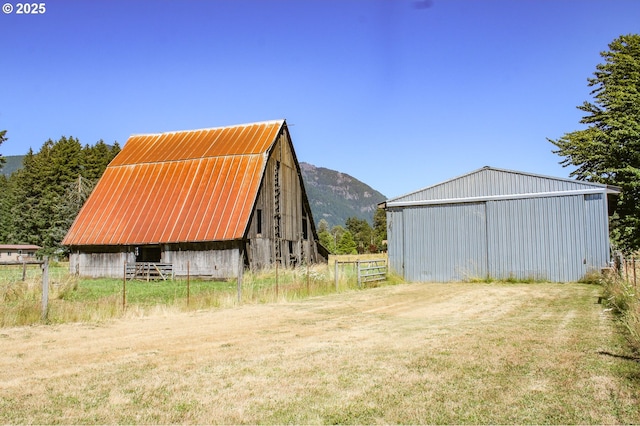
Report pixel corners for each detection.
[71,242,242,279]
[246,129,317,269]
[163,241,241,278]
[69,246,135,278]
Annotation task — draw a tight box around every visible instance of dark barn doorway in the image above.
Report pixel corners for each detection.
[136,246,161,263]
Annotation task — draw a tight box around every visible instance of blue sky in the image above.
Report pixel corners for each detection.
[1,0,639,198]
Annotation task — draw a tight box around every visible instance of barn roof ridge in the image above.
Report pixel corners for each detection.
[386,165,620,203]
[475,165,620,190]
[129,119,285,138]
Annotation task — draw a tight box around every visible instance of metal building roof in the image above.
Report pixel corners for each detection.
[385,166,621,208]
[63,120,285,246]
[0,245,41,251]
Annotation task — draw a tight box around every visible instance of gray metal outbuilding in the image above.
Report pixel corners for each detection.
[381,166,620,282]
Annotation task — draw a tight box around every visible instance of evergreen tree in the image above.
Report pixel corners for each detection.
[549,34,640,252]
[5,137,119,253]
[336,230,357,255]
[318,229,335,254]
[10,149,42,245]
[0,175,14,242]
[0,130,7,169]
[345,216,374,253]
[45,137,84,251]
[373,208,387,251]
[82,140,120,179]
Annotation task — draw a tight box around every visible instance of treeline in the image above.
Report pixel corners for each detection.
[318,209,387,255]
[0,133,120,255]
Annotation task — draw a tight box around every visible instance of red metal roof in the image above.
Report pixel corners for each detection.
[63,120,284,246]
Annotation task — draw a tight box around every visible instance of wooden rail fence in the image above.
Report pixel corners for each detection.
[125,262,174,281]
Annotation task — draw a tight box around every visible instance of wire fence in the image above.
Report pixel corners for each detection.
[0,258,392,327]
[618,255,640,288]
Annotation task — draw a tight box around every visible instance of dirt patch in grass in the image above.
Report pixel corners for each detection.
[0,282,639,424]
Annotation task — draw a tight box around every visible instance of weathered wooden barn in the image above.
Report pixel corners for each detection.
[63,119,326,278]
[381,166,620,282]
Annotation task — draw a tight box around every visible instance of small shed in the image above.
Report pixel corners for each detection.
[0,245,41,263]
[381,166,620,282]
[63,119,326,278]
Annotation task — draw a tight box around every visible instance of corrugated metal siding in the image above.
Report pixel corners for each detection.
[584,194,610,271]
[486,196,587,282]
[391,193,612,282]
[387,209,404,277]
[63,120,283,246]
[400,203,487,282]
[386,167,615,282]
[391,167,610,203]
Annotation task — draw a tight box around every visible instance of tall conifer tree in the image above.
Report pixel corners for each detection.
[549,34,640,253]
[0,130,7,169]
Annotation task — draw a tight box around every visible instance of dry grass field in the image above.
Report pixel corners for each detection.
[1,282,639,424]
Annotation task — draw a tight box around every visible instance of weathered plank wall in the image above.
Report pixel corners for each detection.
[246,128,319,268]
[166,249,239,278]
[69,248,135,278]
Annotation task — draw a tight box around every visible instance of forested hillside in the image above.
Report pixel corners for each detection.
[300,162,386,228]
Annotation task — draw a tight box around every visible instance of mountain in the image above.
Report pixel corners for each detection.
[1,155,24,176]
[1,155,386,228]
[299,162,386,228]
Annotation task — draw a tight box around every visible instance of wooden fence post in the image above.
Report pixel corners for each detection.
[122,261,127,311]
[334,261,338,292]
[41,257,49,322]
[237,253,243,304]
[187,261,191,307]
[625,259,629,283]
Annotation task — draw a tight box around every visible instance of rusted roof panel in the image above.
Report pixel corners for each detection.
[110,120,282,166]
[63,120,283,246]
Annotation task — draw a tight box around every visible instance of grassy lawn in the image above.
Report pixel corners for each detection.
[0,262,368,326]
[0,282,638,424]
[61,278,237,304]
